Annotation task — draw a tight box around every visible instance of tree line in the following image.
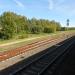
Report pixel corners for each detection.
[0,12,61,39]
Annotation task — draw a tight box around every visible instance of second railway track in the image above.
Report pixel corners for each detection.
[0,36,75,75]
[0,36,62,61]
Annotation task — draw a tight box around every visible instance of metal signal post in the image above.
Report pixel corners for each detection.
[67,19,69,31]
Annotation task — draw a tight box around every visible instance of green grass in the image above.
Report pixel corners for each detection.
[0,31,75,52]
[0,33,54,44]
[0,31,74,44]
[0,33,53,52]
[0,30,74,45]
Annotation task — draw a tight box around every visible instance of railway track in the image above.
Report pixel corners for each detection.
[0,33,74,62]
[0,37,60,61]
[0,36,75,75]
[0,33,70,62]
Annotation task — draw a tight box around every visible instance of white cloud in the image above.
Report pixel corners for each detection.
[48,0,75,15]
[48,0,66,11]
[13,0,25,8]
[55,2,75,15]
[48,0,54,10]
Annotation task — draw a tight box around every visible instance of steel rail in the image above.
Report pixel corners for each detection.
[0,37,60,61]
[39,37,75,75]
[10,36,75,75]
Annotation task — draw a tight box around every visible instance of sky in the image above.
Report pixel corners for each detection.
[0,0,75,27]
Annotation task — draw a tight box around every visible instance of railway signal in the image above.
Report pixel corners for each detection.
[66,19,69,31]
[67,19,69,26]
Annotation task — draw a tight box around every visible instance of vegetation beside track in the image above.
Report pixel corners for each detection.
[0,11,75,52]
[0,31,75,52]
[0,12,61,40]
[0,11,75,41]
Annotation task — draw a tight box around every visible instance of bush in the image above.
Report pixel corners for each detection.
[0,33,9,40]
[18,34,28,39]
[44,27,54,33]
